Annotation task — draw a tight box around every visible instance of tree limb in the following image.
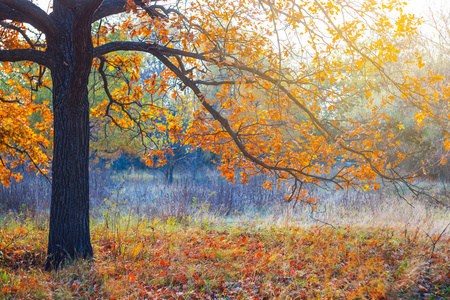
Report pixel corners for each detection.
[94,42,328,187]
[0,21,37,49]
[54,0,104,16]
[1,141,51,183]
[0,49,51,68]
[0,97,20,103]
[54,0,76,10]
[93,0,128,22]
[94,40,424,197]
[93,41,207,60]
[0,4,29,23]
[151,51,339,186]
[92,0,167,23]
[0,0,57,38]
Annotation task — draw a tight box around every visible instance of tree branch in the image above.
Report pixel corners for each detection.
[93,0,128,22]
[0,49,51,68]
[94,41,207,60]
[54,0,76,10]
[151,51,338,186]
[92,0,167,23]
[0,0,57,38]
[1,141,51,183]
[0,4,29,23]
[96,55,158,149]
[54,0,104,16]
[92,42,344,186]
[0,97,20,103]
[192,80,238,86]
[0,21,37,49]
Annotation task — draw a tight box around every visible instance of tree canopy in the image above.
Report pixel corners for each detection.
[0,0,448,268]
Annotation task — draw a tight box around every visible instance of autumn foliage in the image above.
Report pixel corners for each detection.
[0,0,448,197]
[0,214,449,299]
[0,64,52,187]
[1,0,450,277]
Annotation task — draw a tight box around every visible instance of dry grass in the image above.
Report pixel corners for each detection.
[1,171,449,299]
[0,203,449,299]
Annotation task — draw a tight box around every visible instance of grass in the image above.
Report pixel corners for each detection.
[0,206,449,299]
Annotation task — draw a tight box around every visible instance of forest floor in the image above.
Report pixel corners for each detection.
[0,204,449,300]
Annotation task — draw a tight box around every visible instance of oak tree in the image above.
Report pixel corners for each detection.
[0,0,447,269]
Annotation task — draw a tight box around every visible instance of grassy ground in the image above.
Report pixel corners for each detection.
[0,206,449,299]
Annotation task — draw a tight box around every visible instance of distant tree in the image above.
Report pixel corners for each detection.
[358,4,450,179]
[0,0,447,269]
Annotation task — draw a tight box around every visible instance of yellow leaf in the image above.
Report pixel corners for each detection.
[131,243,143,257]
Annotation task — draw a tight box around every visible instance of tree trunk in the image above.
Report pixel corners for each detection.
[168,165,174,184]
[45,6,94,270]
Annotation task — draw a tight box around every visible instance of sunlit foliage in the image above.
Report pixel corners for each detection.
[0,215,448,298]
[1,0,448,200]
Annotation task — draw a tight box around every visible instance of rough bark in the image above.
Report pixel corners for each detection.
[44,4,94,270]
[0,49,51,67]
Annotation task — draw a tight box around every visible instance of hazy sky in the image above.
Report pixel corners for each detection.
[33,0,449,12]
[406,0,449,15]
[31,0,449,26]
[30,0,448,42]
